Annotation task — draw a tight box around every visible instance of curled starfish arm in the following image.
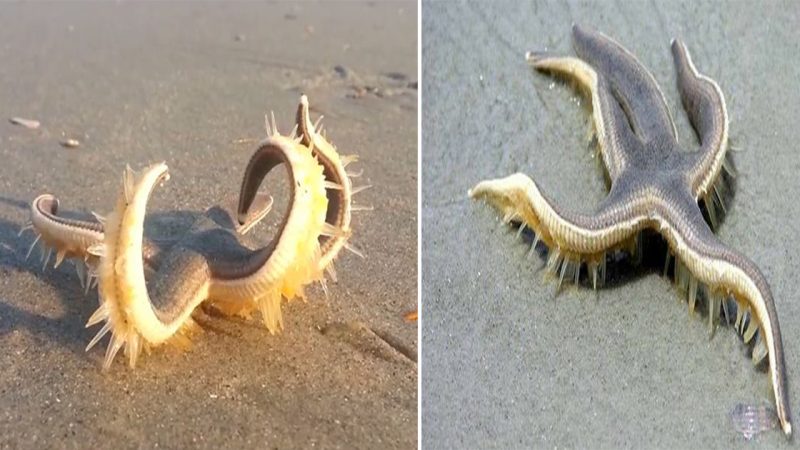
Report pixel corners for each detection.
[469,173,648,257]
[88,164,216,369]
[27,194,164,278]
[655,190,791,436]
[216,133,328,317]
[27,194,104,269]
[233,193,274,235]
[527,53,640,181]
[572,24,677,142]
[296,94,364,275]
[670,39,730,200]
[88,163,191,370]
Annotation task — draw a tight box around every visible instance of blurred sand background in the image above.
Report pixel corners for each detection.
[422,1,800,447]
[0,2,417,449]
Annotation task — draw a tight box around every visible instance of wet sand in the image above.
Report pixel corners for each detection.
[422,1,800,448]
[0,2,417,449]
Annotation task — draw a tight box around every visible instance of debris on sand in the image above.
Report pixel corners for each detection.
[383,72,407,81]
[59,139,80,148]
[334,65,350,78]
[730,403,778,440]
[9,117,40,129]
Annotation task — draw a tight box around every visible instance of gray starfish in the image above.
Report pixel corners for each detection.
[469,25,791,435]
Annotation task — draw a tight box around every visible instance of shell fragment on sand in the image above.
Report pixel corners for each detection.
[731,403,778,439]
[59,139,80,148]
[9,117,40,129]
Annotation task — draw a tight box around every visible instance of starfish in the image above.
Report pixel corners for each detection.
[22,96,368,370]
[469,25,791,435]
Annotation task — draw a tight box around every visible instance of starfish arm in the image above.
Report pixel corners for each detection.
[234,192,274,235]
[29,193,165,272]
[655,191,791,436]
[469,173,647,256]
[90,163,208,370]
[572,24,678,143]
[527,53,638,181]
[671,39,730,199]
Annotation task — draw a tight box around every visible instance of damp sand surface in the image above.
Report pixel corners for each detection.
[422,1,800,447]
[0,2,417,448]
